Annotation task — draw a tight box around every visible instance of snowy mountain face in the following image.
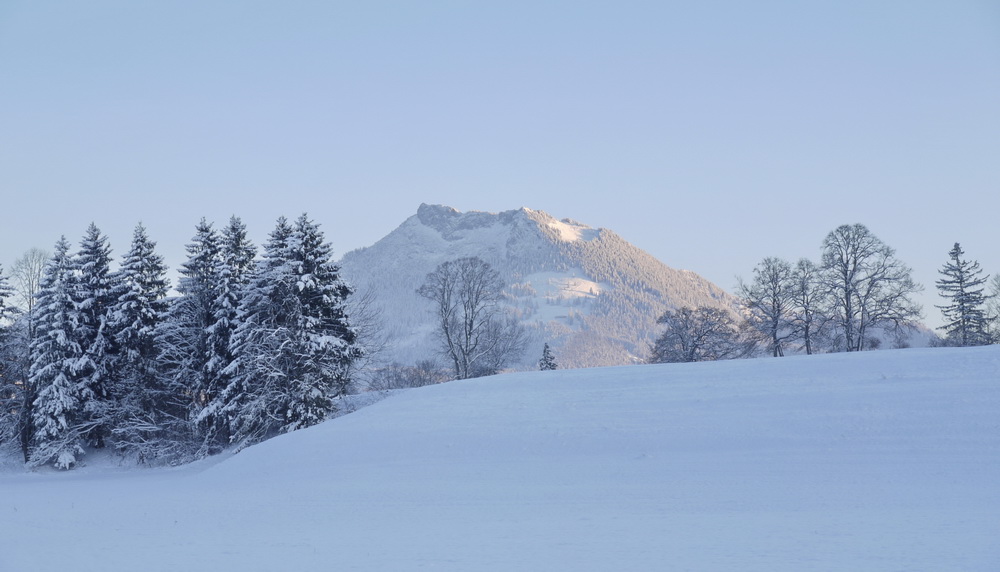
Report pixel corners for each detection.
[339,204,734,369]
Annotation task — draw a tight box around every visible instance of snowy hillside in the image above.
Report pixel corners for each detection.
[339,204,734,368]
[2,347,998,571]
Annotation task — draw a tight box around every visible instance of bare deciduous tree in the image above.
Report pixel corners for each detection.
[417,257,527,379]
[789,258,827,355]
[649,306,755,363]
[10,247,48,339]
[820,224,922,352]
[738,257,794,357]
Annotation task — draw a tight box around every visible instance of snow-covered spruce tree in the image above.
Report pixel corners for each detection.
[0,264,17,325]
[158,219,226,455]
[71,223,118,449]
[0,265,23,453]
[738,257,795,357]
[216,217,292,449]
[539,343,558,370]
[202,216,257,439]
[28,238,86,469]
[107,224,179,462]
[936,243,992,347]
[222,214,363,450]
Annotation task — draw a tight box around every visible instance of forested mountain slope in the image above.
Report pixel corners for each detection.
[340,204,735,368]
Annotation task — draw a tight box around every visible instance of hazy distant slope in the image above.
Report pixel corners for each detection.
[339,204,735,368]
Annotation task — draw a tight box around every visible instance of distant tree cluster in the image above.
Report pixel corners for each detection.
[651,224,933,363]
[0,215,362,469]
[366,360,451,391]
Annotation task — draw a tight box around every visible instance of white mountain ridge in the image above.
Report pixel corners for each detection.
[339,204,735,369]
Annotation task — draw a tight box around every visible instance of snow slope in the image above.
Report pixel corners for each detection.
[2,347,999,571]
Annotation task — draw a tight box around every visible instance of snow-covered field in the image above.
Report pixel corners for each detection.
[2,347,998,571]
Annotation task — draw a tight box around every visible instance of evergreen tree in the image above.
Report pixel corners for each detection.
[158,219,224,455]
[0,266,23,453]
[108,224,176,461]
[936,243,992,346]
[28,238,86,469]
[72,223,117,449]
[203,216,257,439]
[0,264,16,325]
[539,343,558,370]
[223,215,363,449]
[217,217,292,448]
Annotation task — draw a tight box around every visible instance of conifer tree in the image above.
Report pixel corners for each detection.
[72,223,117,448]
[539,343,558,370]
[0,265,23,453]
[159,219,225,454]
[936,243,992,346]
[0,264,16,325]
[204,217,256,417]
[28,238,86,468]
[223,214,362,448]
[108,224,175,461]
[218,217,292,448]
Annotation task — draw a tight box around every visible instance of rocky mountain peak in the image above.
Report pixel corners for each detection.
[341,204,734,369]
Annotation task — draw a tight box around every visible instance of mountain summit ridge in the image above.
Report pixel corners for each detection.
[340,204,734,368]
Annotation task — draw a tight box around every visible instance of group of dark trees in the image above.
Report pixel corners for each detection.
[0,215,362,469]
[651,224,997,363]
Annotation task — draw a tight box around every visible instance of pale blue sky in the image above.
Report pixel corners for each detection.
[2,1,998,327]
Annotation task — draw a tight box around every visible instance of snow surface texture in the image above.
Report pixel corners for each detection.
[339,204,735,368]
[2,347,998,571]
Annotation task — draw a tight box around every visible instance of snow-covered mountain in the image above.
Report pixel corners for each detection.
[339,204,735,368]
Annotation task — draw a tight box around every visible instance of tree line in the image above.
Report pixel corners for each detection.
[650,224,997,363]
[3,218,994,467]
[0,215,362,469]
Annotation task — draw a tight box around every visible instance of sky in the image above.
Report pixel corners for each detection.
[1,0,998,328]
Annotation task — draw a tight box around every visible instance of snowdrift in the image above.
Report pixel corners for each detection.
[2,347,999,571]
